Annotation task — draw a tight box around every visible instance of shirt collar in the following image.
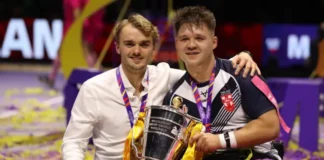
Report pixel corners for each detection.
[184,59,220,87]
[118,64,150,93]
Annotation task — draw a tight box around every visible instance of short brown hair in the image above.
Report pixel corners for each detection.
[114,13,159,45]
[173,6,216,35]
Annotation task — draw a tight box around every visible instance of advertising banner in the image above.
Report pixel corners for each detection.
[263,24,318,67]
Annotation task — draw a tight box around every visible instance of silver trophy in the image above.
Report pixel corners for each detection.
[131,105,201,160]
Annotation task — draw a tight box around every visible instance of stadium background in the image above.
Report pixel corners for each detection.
[0,0,323,159]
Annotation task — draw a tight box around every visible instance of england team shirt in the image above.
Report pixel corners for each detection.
[163,58,278,154]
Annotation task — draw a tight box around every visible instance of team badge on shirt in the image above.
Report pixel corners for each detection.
[220,89,235,112]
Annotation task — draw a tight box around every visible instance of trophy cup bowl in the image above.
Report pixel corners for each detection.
[131,105,201,160]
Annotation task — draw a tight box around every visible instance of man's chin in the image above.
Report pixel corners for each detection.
[183,59,201,66]
[129,64,147,71]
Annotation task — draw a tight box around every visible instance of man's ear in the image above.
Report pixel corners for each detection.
[152,43,158,61]
[213,36,218,49]
[115,42,120,55]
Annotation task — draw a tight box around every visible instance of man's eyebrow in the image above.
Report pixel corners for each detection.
[178,35,188,38]
[195,34,207,38]
[123,40,134,43]
[140,40,151,43]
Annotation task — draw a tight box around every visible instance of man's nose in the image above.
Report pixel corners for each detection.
[187,39,197,50]
[133,45,140,54]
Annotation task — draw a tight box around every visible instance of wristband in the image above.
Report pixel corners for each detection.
[224,132,231,148]
[218,134,226,148]
[219,131,238,149]
[228,131,237,148]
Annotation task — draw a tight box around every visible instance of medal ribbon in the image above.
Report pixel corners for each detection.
[190,63,216,132]
[251,76,290,133]
[116,67,149,160]
[116,67,148,128]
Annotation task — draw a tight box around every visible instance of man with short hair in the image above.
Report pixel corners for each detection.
[62,13,262,159]
[163,6,289,160]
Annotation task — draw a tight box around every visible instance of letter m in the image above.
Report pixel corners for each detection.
[287,34,310,59]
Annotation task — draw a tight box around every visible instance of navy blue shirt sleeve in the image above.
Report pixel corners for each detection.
[236,74,276,119]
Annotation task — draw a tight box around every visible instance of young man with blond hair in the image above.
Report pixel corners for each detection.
[62,13,261,159]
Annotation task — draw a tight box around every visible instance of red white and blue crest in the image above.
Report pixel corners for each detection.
[220,89,235,112]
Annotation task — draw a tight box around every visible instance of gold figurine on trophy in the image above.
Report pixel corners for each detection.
[172,96,183,109]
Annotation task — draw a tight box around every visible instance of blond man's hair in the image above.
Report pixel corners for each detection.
[114,13,159,46]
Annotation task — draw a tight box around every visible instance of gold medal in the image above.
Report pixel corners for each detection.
[172,96,183,108]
